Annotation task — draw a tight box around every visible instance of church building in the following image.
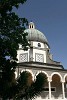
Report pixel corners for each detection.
[16,22,67,100]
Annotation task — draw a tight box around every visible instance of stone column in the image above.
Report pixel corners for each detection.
[48,76,52,99]
[61,81,65,99]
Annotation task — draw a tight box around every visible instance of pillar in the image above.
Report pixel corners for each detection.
[48,76,52,99]
[61,81,65,99]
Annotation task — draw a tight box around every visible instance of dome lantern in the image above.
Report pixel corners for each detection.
[24,22,50,48]
[29,22,35,29]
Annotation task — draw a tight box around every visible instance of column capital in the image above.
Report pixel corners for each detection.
[48,76,52,82]
[61,79,65,83]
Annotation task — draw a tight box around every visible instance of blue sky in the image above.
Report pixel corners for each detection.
[13,0,67,69]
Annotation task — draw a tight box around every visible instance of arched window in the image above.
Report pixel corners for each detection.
[38,43,41,47]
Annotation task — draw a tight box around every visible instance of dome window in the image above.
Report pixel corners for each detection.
[29,22,35,29]
[30,25,31,28]
[38,43,41,47]
[32,25,33,28]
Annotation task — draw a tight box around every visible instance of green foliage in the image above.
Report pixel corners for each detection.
[35,73,47,89]
[14,71,33,100]
[0,0,47,99]
[28,73,47,100]
[0,0,27,13]
[18,71,33,87]
[0,0,29,99]
[14,72,47,100]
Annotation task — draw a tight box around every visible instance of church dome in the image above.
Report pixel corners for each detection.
[24,22,49,46]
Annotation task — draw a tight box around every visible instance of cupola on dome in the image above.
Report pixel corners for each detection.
[24,22,49,46]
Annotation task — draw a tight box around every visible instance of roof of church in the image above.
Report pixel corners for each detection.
[24,22,49,46]
[18,62,66,71]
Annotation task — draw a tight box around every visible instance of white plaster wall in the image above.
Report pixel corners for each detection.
[17,49,30,63]
[33,41,45,48]
[19,44,22,48]
[33,41,49,49]
[17,47,47,63]
[45,44,49,48]
[33,48,46,63]
[29,48,33,61]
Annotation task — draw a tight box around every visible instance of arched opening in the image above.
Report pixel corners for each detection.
[64,75,67,98]
[21,69,34,81]
[35,71,48,79]
[35,72,48,99]
[51,74,62,99]
[18,71,33,87]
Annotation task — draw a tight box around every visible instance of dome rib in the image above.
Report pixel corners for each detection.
[24,29,48,44]
[24,22,49,47]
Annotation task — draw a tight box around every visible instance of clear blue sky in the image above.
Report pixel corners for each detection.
[13,0,67,69]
